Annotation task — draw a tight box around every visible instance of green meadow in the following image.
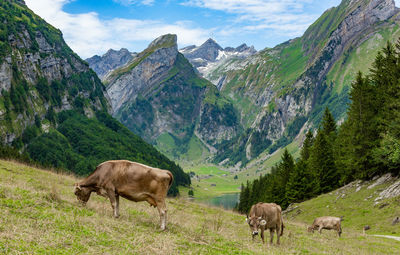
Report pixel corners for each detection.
[0,160,399,254]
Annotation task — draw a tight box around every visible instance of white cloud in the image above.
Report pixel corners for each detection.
[113,0,155,6]
[25,0,210,58]
[183,0,317,37]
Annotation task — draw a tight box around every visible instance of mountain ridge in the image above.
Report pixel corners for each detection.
[102,34,240,160]
[0,0,190,194]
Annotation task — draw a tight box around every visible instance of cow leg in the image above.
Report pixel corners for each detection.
[338,225,342,237]
[318,226,323,234]
[276,226,281,245]
[269,229,274,245]
[260,228,265,244]
[107,190,119,218]
[115,194,120,218]
[156,200,167,231]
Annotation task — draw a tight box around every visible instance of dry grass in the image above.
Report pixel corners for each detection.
[0,159,399,254]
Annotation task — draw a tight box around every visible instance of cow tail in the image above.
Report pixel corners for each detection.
[281,220,284,236]
[167,171,174,189]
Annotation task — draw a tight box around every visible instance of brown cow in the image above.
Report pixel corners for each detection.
[74,160,173,230]
[246,202,284,245]
[307,216,342,237]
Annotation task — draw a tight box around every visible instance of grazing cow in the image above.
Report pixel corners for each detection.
[307,216,342,237]
[246,202,284,245]
[74,160,173,230]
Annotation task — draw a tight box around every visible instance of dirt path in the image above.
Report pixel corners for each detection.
[371,235,400,241]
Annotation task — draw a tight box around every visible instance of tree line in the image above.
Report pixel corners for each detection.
[237,40,400,214]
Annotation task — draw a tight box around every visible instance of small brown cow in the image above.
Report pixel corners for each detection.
[246,202,284,245]
[74,160,173,230]
[308,216,342,237]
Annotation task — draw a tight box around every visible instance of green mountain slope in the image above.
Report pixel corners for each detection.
[214,0,400,167]
[1,160,399,254]
[0,0,190,194]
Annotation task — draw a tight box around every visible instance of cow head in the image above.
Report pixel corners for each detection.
[307,226,315,233]
[74,183,91,205]
[246,216,267,236]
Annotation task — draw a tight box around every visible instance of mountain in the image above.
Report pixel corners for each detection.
[180,39,256,87]
[87,0,400,168]
[103,34,240,161]
[213,0,400,166]
[85,48,136,80]
[0,0,190,195]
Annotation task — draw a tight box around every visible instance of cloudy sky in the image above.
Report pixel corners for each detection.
[24,0,398,59]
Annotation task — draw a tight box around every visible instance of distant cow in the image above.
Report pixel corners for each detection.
[246,202,284,244]
[308,216,342,237]
[74,160,173,230]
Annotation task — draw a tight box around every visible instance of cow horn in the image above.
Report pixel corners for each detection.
[245,217,248,223]
[260,219,267,226]
[258,217,262,220]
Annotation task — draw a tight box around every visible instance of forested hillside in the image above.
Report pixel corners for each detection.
[238,40,400,212]
[0,0,190,195]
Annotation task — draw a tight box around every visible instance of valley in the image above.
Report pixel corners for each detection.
[1,0,400,253]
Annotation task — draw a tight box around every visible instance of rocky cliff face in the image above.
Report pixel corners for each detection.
[103,34,240,159]
[180,39,256,86]
[86,48,136,80]
[213,0,400,166]
[0,0,109,143]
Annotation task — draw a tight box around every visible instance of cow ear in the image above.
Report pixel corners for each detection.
[74,183,82,191]
[260,220,267,226]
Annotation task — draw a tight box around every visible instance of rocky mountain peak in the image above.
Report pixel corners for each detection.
[201,38,222,49]
[147,34,177,50]
[86,48,135,80]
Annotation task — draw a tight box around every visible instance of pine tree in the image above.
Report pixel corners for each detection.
[343,72,379,179]
[285,160,314,203]
[309,128,339,194]
[321,107,337,138]
[274,149,295,207]
[238,181,251,214]
[300,130,314,161]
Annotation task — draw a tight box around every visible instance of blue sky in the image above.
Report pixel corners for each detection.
[24,0,398,58]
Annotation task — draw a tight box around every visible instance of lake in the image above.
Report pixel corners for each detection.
[197,193,240,210]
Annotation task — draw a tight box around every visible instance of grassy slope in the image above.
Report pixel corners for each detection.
[1,160,400,254]
[286,177,400,237]
[327,23,400,95]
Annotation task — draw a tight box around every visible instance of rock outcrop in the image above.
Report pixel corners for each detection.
[103,34,240,159]
[0,0,109,143]
[86,48,136,80]
[213,0,400,166]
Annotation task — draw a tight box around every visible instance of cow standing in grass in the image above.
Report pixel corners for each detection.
[246,202,284,245]
[308,216,342,237]
[74,160,173,230]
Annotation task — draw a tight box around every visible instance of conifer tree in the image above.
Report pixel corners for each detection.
[309,128,339,193]
[285,160,314,203]
[322,107,337,138]
[300,130,314,161]
[274,149,295,207]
